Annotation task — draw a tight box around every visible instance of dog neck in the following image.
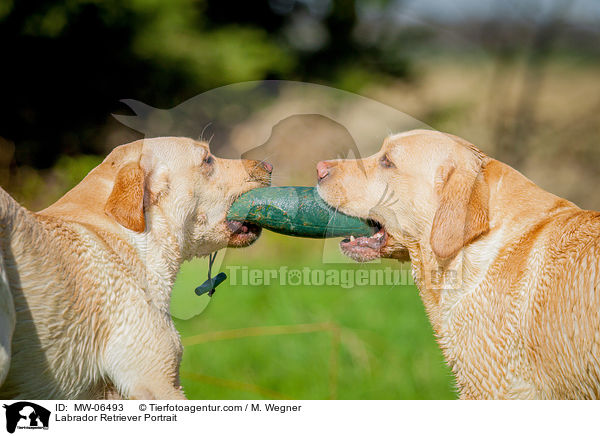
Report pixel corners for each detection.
[405,160,580,397]
[409,159,574,329]
[124,212,183,314]
[38,185,183,315]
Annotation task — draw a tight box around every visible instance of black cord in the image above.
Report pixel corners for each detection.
[207,251,218,297]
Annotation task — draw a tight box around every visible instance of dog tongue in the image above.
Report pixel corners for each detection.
[226,220,242,232]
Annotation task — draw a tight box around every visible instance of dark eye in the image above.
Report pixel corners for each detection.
[380,154,395,169]
[203,154,214,165]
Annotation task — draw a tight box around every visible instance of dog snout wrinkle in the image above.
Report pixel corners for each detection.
[243,159,272,184]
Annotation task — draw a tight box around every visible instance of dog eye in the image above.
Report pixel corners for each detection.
[380,154,395,169]
[203,155,214,165]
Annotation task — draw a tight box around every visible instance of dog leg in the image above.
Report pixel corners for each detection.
[106,369,187,400]
[128,382,186,400]
[104,338,186,400]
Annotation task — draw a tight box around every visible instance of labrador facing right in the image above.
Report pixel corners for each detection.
[317,129,600,399]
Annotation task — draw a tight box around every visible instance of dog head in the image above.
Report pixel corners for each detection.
[107,137,272,258]
[316,129,489,262]
[46,137,271,261]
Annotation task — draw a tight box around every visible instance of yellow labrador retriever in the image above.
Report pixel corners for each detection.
[0,137,271,399]
[317,129,600,399]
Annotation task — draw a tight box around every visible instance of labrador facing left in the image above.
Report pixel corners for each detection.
[0,137,271,399]
[317,129,600,399]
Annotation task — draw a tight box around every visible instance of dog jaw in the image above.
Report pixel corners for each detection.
[317,183,410,262]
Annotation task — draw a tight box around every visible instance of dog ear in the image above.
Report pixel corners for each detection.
[430,160,489,260]
[105,162,145,233]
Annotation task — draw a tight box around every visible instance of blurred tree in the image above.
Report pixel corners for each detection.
[0,0,415,173]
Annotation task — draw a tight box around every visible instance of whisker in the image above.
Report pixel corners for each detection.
[386,198,399,208]
[199,122,213,143]
[325,203,340,236]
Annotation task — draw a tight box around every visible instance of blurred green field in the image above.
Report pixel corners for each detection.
[171,231,456,400]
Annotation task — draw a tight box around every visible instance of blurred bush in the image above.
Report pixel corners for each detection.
[0,0,412,170]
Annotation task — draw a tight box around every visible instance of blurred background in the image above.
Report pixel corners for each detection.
[1,0,599,399]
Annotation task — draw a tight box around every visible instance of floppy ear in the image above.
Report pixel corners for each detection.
[105,162,145,233]
[430,161,489,260]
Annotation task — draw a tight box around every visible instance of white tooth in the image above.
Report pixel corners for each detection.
[350,235,355,242]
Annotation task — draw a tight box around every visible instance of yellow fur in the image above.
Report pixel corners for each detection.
[318,129,600,399]
[0,137,270,399]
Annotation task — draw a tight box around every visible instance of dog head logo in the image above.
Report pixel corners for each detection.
[3,402,50,433]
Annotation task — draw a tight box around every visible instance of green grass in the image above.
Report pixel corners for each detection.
[171,232,456,399]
